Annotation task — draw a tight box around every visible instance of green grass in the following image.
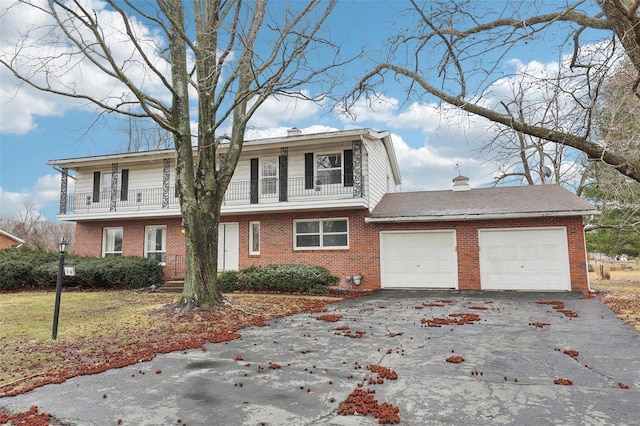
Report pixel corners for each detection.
[0,291,173,342]
[0,290,336,397]
[0,291,176,394]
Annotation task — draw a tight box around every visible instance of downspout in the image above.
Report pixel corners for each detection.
[583,225,594,294]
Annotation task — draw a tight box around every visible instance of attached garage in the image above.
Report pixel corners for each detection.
[367,180,599,293]
[380,231,457,289]
[478,227,570,291]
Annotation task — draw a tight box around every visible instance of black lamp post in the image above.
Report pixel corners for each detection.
[52,237,68,340]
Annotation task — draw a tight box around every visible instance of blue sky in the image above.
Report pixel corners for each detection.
[0,0,602,221]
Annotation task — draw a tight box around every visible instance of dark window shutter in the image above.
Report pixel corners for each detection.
[250,158,258,204]
[92,171,101,202]
[304,153,314,189]
[344,149,353,187]
[120,169,129,201]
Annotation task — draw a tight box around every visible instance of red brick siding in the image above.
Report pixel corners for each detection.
[0,234,21,249]
[235,209,379,289]
[72,213,589,293]
[371,216,589,293]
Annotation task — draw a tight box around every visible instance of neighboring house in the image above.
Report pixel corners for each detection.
[48,128,598,293]
[0,229,25,249]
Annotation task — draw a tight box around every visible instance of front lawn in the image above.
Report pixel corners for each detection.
[590,260,640,332]
[0,291,338,398]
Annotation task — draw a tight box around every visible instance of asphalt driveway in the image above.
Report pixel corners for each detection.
[2,290,640,425]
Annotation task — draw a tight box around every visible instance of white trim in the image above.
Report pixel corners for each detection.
[0,229,26,245]
[293,217,349,250]
[315,151,343,186]
[365,210,600,223]
[144,225,167,265]
[260,158,278,196]
[249,221,260,255]
[102,227,123,257]
[379,230,458,289]
[58,198,369,221]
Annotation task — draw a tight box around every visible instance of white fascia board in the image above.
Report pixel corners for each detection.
[364,209,601,223]
[0,229,26,244]
[48,129,388,168]
[48,149,176,168]
[242,128,385,149]
[58,199,368,222]
[370,131,401,185]
[57,209,182,222]
[220,199,368,215]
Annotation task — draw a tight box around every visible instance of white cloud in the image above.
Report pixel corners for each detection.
[0,173,70,220]
[0,0,170,135]
[0,187,29,219]
[337,93,399,124]
[0,80,64,134]
[390,132,495,191]
[248,92,321,129]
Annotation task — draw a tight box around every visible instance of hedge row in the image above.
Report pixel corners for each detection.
[217,264,339,294]
[0,247,163,291]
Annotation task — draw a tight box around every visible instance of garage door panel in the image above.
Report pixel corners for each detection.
[381,231,458,289]
[479,228,570,291]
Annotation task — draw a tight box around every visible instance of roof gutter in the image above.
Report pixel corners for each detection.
[365,210,601,223]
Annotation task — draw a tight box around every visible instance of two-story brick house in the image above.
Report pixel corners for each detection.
[49,128,598,293]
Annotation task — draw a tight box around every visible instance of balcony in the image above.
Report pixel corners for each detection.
[60,175,366,216]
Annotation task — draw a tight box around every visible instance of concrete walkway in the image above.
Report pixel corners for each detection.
[2,291,640,425]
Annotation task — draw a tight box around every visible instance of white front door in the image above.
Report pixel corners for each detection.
[218,223,239,271]
[479,227,571,291]
[380,231,458,289]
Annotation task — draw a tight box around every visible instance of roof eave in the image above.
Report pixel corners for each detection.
[0,229,26,244]
[364,209,601,223]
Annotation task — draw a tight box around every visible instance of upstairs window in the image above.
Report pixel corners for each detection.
[102,227,123,257]
[261,158,278,195]
[93,170,128,202]
[294,218,348,249]
[145,226,166,264]
[316,153,342,185]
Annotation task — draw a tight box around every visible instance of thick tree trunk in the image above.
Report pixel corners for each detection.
[177,206,223,308]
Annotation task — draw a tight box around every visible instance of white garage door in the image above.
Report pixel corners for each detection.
[380,231,458,289]
[479,227,570,291]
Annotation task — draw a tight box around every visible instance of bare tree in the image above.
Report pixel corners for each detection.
[347,0,640,183]
[1,0,341,307]
[584,58,640,255]
[480,69,592,192]
[0,202,75,251]
[120,117,174,152]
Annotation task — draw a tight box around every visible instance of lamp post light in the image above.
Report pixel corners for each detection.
[52,237,69,340]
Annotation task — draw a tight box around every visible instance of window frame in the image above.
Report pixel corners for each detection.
[102,227,123,257]
[260,157,278,196]
[293,218,349,250]
[144,225,167,265]
[315,152,343,185]
[101,171,122,194]
[249,221,260,255]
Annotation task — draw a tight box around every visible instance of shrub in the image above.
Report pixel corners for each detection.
[216,270,240,292]
[217,264,338,294]
[0,247,57,290]
[0,247,163,291]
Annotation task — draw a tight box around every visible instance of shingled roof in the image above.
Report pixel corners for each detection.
[366,184,599,223]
